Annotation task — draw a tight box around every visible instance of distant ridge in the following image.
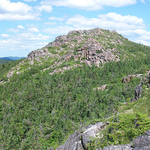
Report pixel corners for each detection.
[0,56,25,60]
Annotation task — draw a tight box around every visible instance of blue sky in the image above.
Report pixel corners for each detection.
[0,0,150,57]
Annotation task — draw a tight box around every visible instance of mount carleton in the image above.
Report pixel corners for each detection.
[1,28,150,150]
[7,28,124,78]
[28,28,120,67]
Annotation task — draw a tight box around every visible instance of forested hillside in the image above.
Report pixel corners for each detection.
[0,58,11,64]
[1,28,150,150]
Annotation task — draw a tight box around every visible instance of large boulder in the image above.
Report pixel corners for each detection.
[132,130,150,149]
[56,130,83,150]
[134,82,143,100]
[48,148,54,150]
[56,122,105,150]
[102,144,132,150]
[55,123,150,150]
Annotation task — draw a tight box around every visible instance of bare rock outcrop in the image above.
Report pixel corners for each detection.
[132,130,150,150]
[49,64,82,75]
[46,35,68,47]
[134,82,143,100]
[122,74,144,83]
[54,123,150,150]
[78,41,119,67]
[26,28,122,69]
[28,49,50,60]
[7,71,14,78]
[97,144,132,150]
[93,85,108,91]
[56,122,105,150]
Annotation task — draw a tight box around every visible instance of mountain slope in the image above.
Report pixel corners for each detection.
[0,58,11,64]
[3,28,150,80]
[1,28,150,149]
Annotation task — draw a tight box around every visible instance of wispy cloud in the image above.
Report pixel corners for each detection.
[0,33,51,56]
[66,12,150,46]
[7,28,20,33]
[35,5,53,13]
[140,0,145,3]
[43,26,75,34]
[67,13,144,30]
[17,25,24,30]
[49,17,64,21]
[27,27,40,32]
[1,34,9,38]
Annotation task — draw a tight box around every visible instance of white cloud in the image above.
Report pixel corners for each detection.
[0,0,32,14]
[43,12,150,46]
[43,26,76,34]
[65,12,150,46]
[41,0,137,10]
[0,13,39,20]
[66,13,145,30]
[17,25,24,29]
[1,34,9,38]
[35,5,52,13]
[98,13,144,26]
[119,29,147,37]
[28,27,40,32]
[49,17,64,21]
[135,40,149,46]
[0,33,51,57]
[7,28,20,33]
[0,0,40,20]
[140,0,145,3]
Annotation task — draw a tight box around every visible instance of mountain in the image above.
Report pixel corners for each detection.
[0,57,12,60]
[0,56,25,61]
[1,28,150,150]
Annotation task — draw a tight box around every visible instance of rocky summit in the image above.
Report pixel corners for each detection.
[28,28,120,67]
[5,28,130,79]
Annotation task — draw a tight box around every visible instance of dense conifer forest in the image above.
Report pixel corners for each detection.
[0,59,11,64]
[1,28,150,149]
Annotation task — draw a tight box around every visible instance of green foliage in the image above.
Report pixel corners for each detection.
[89,113,150,149]
[0,59,24,81]
[108,113,150,144]
[96,50,103,53]
[1,30,150,149]
[1,55,149,149]
[0,59,11,64]
[48,47,58,54]
[61,44,68,48]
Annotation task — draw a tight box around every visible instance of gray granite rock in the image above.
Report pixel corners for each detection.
[133,135,150,149]
[48,148,54,150]
[103,144,132,150]
[56,122,105,150]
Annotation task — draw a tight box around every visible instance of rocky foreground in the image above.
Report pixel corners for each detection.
[49,121,150,150]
